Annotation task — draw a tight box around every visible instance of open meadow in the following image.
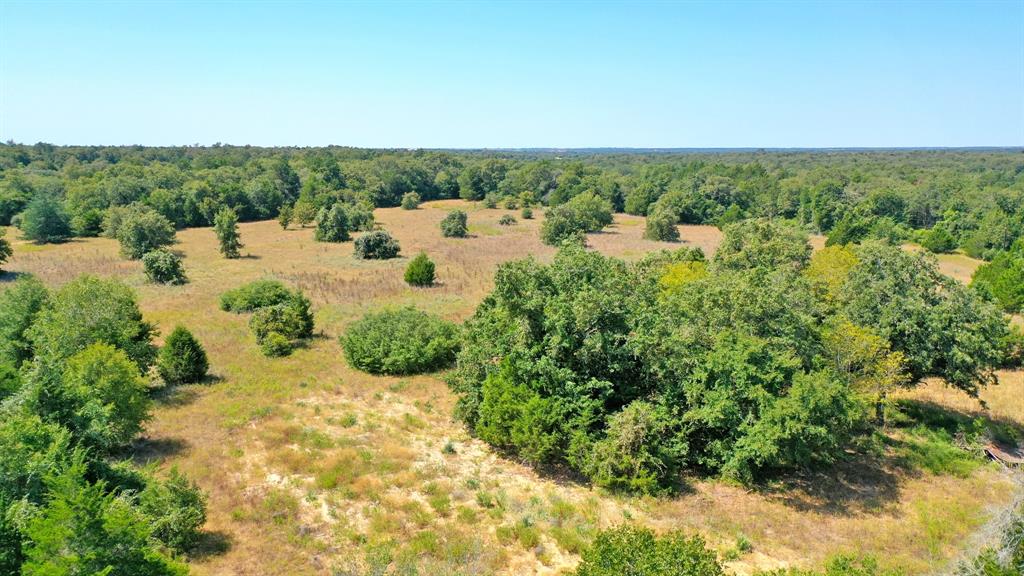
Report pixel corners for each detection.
[3,201,1021,576]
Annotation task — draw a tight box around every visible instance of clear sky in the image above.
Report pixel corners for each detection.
[1,1,1022,148]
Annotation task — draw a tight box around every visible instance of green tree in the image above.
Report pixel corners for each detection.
[314,204,350,242]
[714,218,811,272]
[142,249,187,285]
[277,204,293,230]
[0,228,11,270]
[644,207,680,242]
[405,252,436,286]
[113,206,176,259]
[19,195,72,244]
[401,191,421,210]
[22,461,188,576]
[353,230,400,259]
[440,210,469,238]
[157,326,209,386]
[0,275,49,367]
[28,276,157,370]
[920,224,957,254]
[214,206,243,258]
[137,468,208,553]
[971,243,1024,313]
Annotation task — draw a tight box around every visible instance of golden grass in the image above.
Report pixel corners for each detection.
[2,205,1021,576]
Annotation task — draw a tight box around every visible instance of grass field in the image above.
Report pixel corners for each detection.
[2,201,1021,576]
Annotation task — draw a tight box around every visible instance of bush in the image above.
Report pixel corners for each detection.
[346,201,376,232]
[498,214,516,226]
[314,204,350,242]
[28,276,157,369]
[401,192,421,210]
[342,307,459,374]
[142,249,186,285]
[405,253,436,287]
[0,228,11,270]
[220,279,294,312]
[214,207,242,258]
[19,195,72,244]
[521,207,534,219]
[541,191,613,245]
[574,525,723,576]
[277,204,292,229]
[137,468,207,553]
[106,205,176,259]
[765,555,905,576]
[586,401,683,494]
[971,243,1024,313]
[920,224,957,254]
[714,218,812,272]
[441,210,469,238]
[259,332,292,357]
[354,230,400,260]
[644,208,680,242]
[157,326,208,386]
[249,294,314,343]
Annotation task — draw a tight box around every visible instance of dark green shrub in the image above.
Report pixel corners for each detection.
[971,243,1024,313]
[0,275,49,368]
[157,326,208,386]
[142,249,186,285]
[585,401,683,495]
[0,228,11,270]
[405,253,436,287]
[441,210,469,238]
[0,362,20,401]
[214,207,242,258]
[401,192,421,210]
[137,468,207,553]
[259,332,292,357]
[574,525,723,576]
[540,191,612,245]
[483,194,499,209]
[521,207,534,220]
[19,196,72,244]
[920,224,957,254]
[644,208,680,242]
[498,214,516,226]
[342,307,459,374]
[249,294,314,343]
[277,204,292,229]
[314,204,350,242]
[354,230,400,260]
[220,279,294,312]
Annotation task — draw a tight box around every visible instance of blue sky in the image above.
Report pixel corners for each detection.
[1,1,1021,147]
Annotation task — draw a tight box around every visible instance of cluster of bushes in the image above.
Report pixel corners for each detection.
[0,275,209,574]
[541,191,613,245]
[341,307,459,375]
[450,220,1010,492]
[220,279,314,356]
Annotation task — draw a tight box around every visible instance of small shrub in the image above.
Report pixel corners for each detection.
[401,192,421,210]
[157,326,209,386]
[0,228,11,270]
[354,230,400,260]
[260,332,293,357]
[405,253,436,287]
[142,249,187,285]
[483,194,499,209]
[921,225,957,254]
[346,202,376,231]
[521,207,534,220]
[220,279,293,312]
[138,468,208,553]
[277,204,293,229]
[314,204,350,242]
[498,214,516,226]
[644,208,680,242]
[504,198,519,209]
[249,294,314,342]
[214,207,242,258]
[341,307,460,374]
[574,525,723,576]
[441,210,469,238]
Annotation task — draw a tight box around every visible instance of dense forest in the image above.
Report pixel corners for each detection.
[1,143,1023,576]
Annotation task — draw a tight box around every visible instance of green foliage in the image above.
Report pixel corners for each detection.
[106,204,176,259]
[259,332,293,357]
[401,191,421,210]
[541,191,613,246]
[353,230,400,259]
[0,228,11,269]
[440,210,469,238]
[49,343,152,455]
[498,214,516,226]
[714,218,811,272]
[342,307,459,375]
[920,224,957,254]
[277,203,293,229]
[249,294,314,345]
[521,206,534,219]
[142,249,187,285]
[214,206,243,258]
[0,275,49,367]
[841,243,1009,397]
[0,363,19,401]
[972,242,1024,313]
[19,195,72,243]
[220,279,294,312]
[763,555,905,576]
[21,461,188,576]
[29,275,157,369]
[314,203,350,242]
[573,525,723,576]
[157,326,209,386]
[137,467,208,552]
[586,401,684,495]
[404,252,436,287]
[644,207,680,242]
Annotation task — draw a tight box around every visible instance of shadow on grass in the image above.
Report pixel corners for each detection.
[152,376,223,407]
[130,436,189,466]
[0,270,28,284]
[189,530,233,560]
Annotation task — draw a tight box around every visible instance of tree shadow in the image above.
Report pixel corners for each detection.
[0,270,28,284]
[240,253,262,260]
[188,530,233,560]
[130,436,189,466]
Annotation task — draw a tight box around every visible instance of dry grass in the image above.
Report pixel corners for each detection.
[2,204,1020,576]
